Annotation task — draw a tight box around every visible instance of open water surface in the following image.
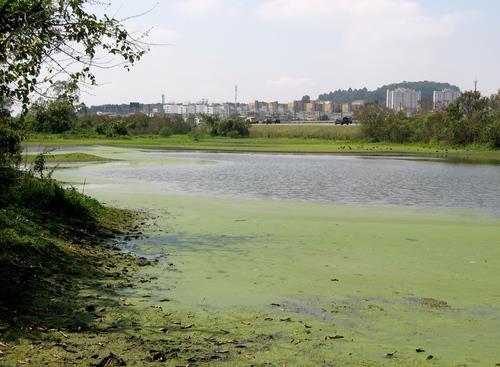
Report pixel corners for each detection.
[76,150,500,215]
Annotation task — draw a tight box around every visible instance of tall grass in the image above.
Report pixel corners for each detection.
[250,124,362,140]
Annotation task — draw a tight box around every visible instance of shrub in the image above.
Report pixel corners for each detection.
[95,123,108,135]
[448,117,474,145]
[386,115,413,143]
[483,119,500,148]
[211,117,250,137]
[159,127,172,137]
[412,112,448,143]
[357,103,389,142]
[110,120,128,136]
[188,124,210,141]
[0,120,23,168]
[157,117,194,136]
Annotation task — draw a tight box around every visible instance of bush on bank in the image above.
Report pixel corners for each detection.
[357,91,500,148]
[18,101,252,139]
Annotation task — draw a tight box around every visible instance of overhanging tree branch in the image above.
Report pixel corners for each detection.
[0,0,149,111]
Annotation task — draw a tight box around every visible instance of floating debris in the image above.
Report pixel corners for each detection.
[149,350,168,362]
[92,353,126,367]
[85,304,96,312]
[325,335,344,340]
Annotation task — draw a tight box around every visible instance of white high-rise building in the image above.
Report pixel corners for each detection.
[386,88,422,112]
[433,89,461,110]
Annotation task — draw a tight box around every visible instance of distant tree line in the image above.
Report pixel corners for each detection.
[15,99,251,139]
[318,81,461,105]
[356,91,500,147]
[83,104,139,116]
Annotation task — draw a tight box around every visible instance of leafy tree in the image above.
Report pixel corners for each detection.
[483,118,500,148]
[412,111,448,143]
[32,100,77,133]
[1,0,147,165]
[1,0,147,108]
[489,91,500,110]
[198,113,221,128]
[451,91,489,119]
[356,102,388,142]
[445,91,490,145]
[0,118,22,167]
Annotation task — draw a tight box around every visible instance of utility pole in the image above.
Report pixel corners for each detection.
[234,85,238,115]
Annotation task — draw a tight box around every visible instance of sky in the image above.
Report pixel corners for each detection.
[82,0,500,106]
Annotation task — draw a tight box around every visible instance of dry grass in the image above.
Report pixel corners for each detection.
[249,124,362,140]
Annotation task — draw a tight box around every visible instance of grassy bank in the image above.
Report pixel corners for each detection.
[24,152,112,163]
[0,169,144,365]
[27,131,500,163]
[0,169,280,366]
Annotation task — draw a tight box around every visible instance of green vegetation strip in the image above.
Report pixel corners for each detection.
[24,152,111,163]
[27,133,500,163]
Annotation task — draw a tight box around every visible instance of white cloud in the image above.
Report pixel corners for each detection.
[266,76,313,87]
[255,0,478,86]
[255,0,475,44]
[146,27,179,44]
[176,0,225,16]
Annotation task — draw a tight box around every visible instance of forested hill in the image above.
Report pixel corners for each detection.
[317,81,461,103]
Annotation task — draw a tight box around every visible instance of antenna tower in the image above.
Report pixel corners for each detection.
[474,79,478,92]
[235,85,238,104]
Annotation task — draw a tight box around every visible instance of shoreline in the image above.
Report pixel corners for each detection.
[25,135,500,164]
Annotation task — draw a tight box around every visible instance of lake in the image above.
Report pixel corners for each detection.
[63,148,500,214]
[53,147,500,366]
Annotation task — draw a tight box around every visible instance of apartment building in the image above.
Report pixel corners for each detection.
[433,89,461,110]
[386,88,421,111]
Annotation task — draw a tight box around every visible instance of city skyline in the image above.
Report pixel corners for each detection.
[86,86,462,121]
[83,0,500,106]
[84,83,463,107]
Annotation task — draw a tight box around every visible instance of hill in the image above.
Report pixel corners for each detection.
[318,81,461,104]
